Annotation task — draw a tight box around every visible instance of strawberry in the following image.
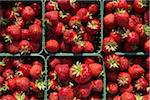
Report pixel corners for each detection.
[146,57,150,69]
[88,4,99,15]
[53,22,65,36]
[32,60,43,66]
[21,29,30,40]
[60,41,71,52]
[119,84,133,93]
[31,41,41,52]
[113,96,121,100]
[110,30,123,44]
[144,39,150,53]
[48,79,58,91]
[124,42,138,52]
[83,41,94,52]
[115,9,129,28]
[71,2,80,14]
[34,18,42,26]
[58,86,74,100]
[15,17,25,28]
[102,37,118,53]
[30,96,37,100]
[104,54,120,71]
[89,95,101,100]
[120,92,136,100]
[60,57,72,66]
[106,71,118,82]
[4,9,15,20]
[72,43,83,53]
[31,3,40,16]
[119,56,129,71]
[86,19,100,34]
[116,0,129,11]
[69,16,81,29]
[126,31,139,45]
[0,76,4,86]
[117,72,131,86]
[0,41,4,52]
[13,91,29,100]
[145,72,150,82]
[144,10,149,24]
[133,0,147,14]
[30,64,42,79]
[91,79,103,92]
[107,82,118,95]
[69,61,91,84]
[49,92,58,100]
[57,0,74,10]
[105,1,117,13]
[14,2,24,13]
[1,95,15,100]
[6,78,16,91]
[15,77,30,91]
[76,8,90,22]
[21,6,35,21]
[83,33,95,42]
[83,57,95,65]
[59,11,71,23]
[143,94,150,100]
[103,13,115,30]
[134,77,148,91]
[18,64,32,77]
[2,68,14,79]
[46,39,59,53]
[55,64,69,82]
[19,40,31,54]
[63,29,77,44]
[128,64,144,79]
[6,25,21,41]
[6,42,19,54]
[88,63,102,77]
[49,58,61,69]
[45,1,58,11]
[48,71,57,79]
[29,24,42,42]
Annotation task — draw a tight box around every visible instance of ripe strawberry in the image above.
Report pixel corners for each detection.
[4,9,15,20]
[83,57,95,65]
[116,0,129,11]
[14,2,24,13]
[76,8,90,22]
[13,91,29,100]
[49,92,58,100]
[53,22,65,36]
[0,76,4,86]
[86,19,100,34]
[72,43,83,53]
[103,13,115,30]
[83,41,94,52]
[117,72,131,86]
[83,33,95,42]
[69,16,81,29]
[121,92,136,100]
[104,54,120,71]
[88,63,102,77]
[144,10,149,24]
[1,95,15,100]
[6,42,19,54]
[55,64,69,82]
[31,3,40,16]
[143,94,150,100]
[128,64,144,79]
[144,39,150,53]
[18,64,32,77]
[34,18,42,26]
[6,25,21,41]
[21,29,30,40]
[110,30,123,44]
[91,79,103,92]
[2,68,14,79]
[145,72,150,82]
[113,96,121,100]
[48,79,58,91]
[46,1,58,11]
[63,29,77,44]
[57,0,73,10]
[71,2,80,14]
[46,39,59,53]
[89,95,100,100]
[16,77,30,91]
[59,11,71,23]
[15,17,24,28]
[135,77,148,91]
[106,71,118,82]
[107,82,118,95]
[119,84,133,93]
[30,64,42,79]
[102,37,118,53]
[60,57,72,66]
[88,4,99,15]
[133,0,147,14]
[0,41,4,52]
[60,41,72,52]
[69,62,91,84]
[6,78,16,91]
[146,57,150,69]
[49,58,61,69]
[21,6,35,21]
[58,86,74,100]
[126,31,139,45]
[124,42,138,52]
[29,24,42,42]
[19,40,31,54]
[105,1,117,13]
[31,41,41,52]
[119,56,129,71]
[48,71,57,79]
[115,9,129,28]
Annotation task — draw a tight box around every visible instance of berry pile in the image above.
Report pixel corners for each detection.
[0,57,45,99]
[0,2,42,54]
[105,55,150,99]
[103,0,149,53]
[47,57,104,99]
[45,0,101,53]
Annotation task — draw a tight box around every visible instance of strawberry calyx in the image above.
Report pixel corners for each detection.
[116,9,126,14]
[139,0,147,8]
[16,92,25,100]
[117,76,128,86]
[71,61,83,77]
[4,35,12,43]
[88,20,98,29]
[107,56,119,69]
[15,71,23,77]
[0,18,10,27]
[136,93,143,100]
[105,41,118,52]
[0,83,9,92]
[35,79,46,90]
[59,11,67,19]
[50,1,59,10]
[19,46,31,55]
[0,61,6,66]
[70,0,77,6]
[143,24,150,37]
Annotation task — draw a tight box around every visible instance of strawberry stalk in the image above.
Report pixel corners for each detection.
[143,24,150,36]
[35,79,46,90]
[16,92,26,100]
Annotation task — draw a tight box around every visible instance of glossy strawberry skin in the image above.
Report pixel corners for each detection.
[104,13,115,30]
[133,0,147,14]
[126,32,139,45]
[18,64,32,77]
[119,84,133,93]
[29,64,42,79]
[107,82,118,95]
[120,92,136,100]
[76,8,89,22]
[146,57,150,69]
[144,39,150,53]
[45,1,58,11]
[92,79,103,92]
[106,71,118,82]
[135,78,148,91]
[88,4,99,15]
[117,72,131,86]
[119,56,129,71]
[49,92,58,100]
[83,41,94,52]
[88,63,102,77]
[46,39,59,53]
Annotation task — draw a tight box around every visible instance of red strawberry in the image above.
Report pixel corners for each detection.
[30,64,42,79]
[13,91,29,100]
[15,17,24,28]
[0,41,4,52]
[21,29,30,40]
[120,92,136,100]
[88,63,102,77]
[58,86,74,100]
[105,1,117,13]
[88,4,99,15]
[83,41,94,52]
[21,6,35,21]
[119,84,133,93]
[119,56,129,71]
[14,2,24,13]
[144,10,150,24]
[102,37,118,53]
[104,54,120,71]
[19,40,31,54]
[83,33,95,42]
[72,43,84,54]
[46,39,59,53]
[6,42,19,54]
[53,22,65,36]
[69,16,81,29]
[103,13,115,30]
[89,95,100,100]
[145,72,150,82]
[83,57,95,65]
[116,0,129,11]
[2,69,14,79]
[71,2,80,14]
[29,24,42,42]
[126,31,139,45]
[31,41,41,52]
[4,9,15,20]
[31,3,40,16]
[0,76,4,86]
[135,77,148,91]
[45,1,58,11]
[6,78,16,91]
[106,71,118,82]
[57,0,74,10]
[18,64,32,77]
[32,60,43,66]
[34,18,42,26]
[86,19,100,34]
[55,64,69,82]
[115,9,129,28]
[143,94,150,100]
[128,64,144,79]
[1,95,15,100]
[113,96,121,100]
[69,62,91,84]
[107,82,118,95]
[60,41,71,52]
[144,39,150,53]
[91,79,103,92]
[48,71,57,79]
[63,29,77,44]
[117,72,131,86]
[76,8,90,22]
[6,25,21,41]
[16,77,30,91]
[124,42,138,52]
[133,0,147,14]
[49,92,58,100]
[110,30,123,44]
[49,58,61,69]
[146,57,150,69]
[60,57,72,66]
[59,11,71,23]
[48,79,58,91]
